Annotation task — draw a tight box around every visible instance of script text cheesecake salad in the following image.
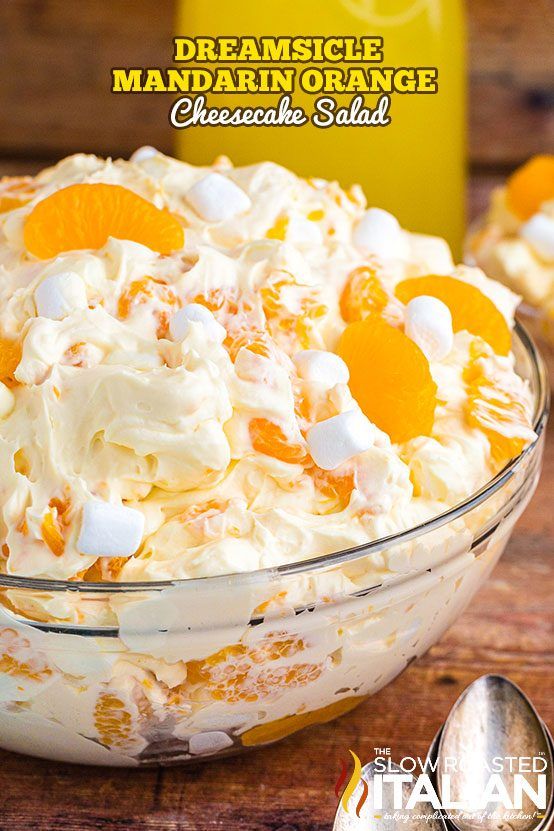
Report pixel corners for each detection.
[0,150,540,764]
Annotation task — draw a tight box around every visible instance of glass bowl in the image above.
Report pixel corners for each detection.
[466,215,554,385]
[0,324,548,767]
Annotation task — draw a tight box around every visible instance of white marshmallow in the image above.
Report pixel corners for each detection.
[188,731,233,756]
[77,500,145,558]
[353,208,408,260]
[294,350,349,388]
[286,214,323,247]
[404,295,453,362]
[130,145,159,163]
[0,383,15,419]
[307,409,375,470]
[169,304,226,343]
[34,272,88,320]
[521,213,554,262]
[186,173,251,222]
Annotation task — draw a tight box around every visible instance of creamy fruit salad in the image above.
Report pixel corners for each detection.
[0,150,541,765]
[468,155,554,323]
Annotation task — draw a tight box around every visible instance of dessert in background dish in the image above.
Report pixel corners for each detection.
[467,155,554,350]
[0,150,544,766]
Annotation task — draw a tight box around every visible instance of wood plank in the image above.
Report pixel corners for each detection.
[0,1,553,166]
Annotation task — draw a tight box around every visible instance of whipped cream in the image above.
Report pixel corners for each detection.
[0,152,531,585]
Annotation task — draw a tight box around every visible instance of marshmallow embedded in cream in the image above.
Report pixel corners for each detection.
[186,172,251,222]
[293,350,349,388]
[189,731,234,756]
[77,500,145,557]
[34,271,88,320]
[405,296,454,361]
[521,213,554,263]
[307,410,376,470]
[169,304,226,343]
[353,208,409,260]
[130,146,159,163]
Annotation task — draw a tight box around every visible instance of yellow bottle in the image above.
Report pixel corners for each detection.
[175,0,466,256]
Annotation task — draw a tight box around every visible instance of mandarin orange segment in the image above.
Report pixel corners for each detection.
[94,693,137,750]
[506,155,554,220]
[395,275,511,356]
[249,417,309,465]
[186,636,322,704]
[337,316,437,444]
[261,272,328,351]
[117,276,180,338]
[0,628,53,683]
[41,511,65,557]
[266,216,289,240]
[0,196,28,213]
[24,183,184,259]
[0,176,36,213]
[464,341,536,466]
[81,557,128,582]
[0,338,22,385]
[241,695,366,747]
[312,467,355,509]
[340,265,391,323]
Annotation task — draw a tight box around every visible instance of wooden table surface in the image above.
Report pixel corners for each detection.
[0,177,552,831]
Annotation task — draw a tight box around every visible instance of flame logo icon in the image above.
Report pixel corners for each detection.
[335,750,369,818]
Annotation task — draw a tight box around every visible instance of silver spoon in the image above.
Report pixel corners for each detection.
[436,675,553,831]
[333,759,449,831]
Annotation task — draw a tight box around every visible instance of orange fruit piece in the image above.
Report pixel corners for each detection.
[249,417,309,465]
[94,693,138,751]
[0,338,22,385]
[241,695,366,747]
[506,155,554,220]
[41,511,65,557]
[0,176,36,213]
[0,628,53,683]
[266,215,289,240]
[24,183,184,259]
[395,275,511,357]
[338,316,437,444]
[186,636,322,704]
[81,557,128,582]
[465,341,536,466]
[312,467,354,510]
[340,265,390,323]
[261,272,328,351]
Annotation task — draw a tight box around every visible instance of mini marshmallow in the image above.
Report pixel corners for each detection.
[286,214,323,247]
[34,271,88,320]
[77,500,145,558]
[307,409,375,470]
[521,213,554,263]
[353,208,408,260]
[404,295,453,362]
[294,350,349,388]
[186,173,251,222]
[188,731,234,756]
[169,303,226,343]
[130,145,159,163]
[0,383,15,420]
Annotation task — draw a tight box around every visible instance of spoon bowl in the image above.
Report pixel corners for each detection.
[437,675,553,831]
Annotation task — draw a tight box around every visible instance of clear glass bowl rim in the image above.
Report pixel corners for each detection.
[0,321,548,596]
